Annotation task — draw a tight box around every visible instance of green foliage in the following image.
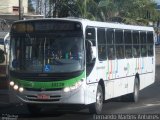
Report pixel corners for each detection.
[46,0,160,25]
[98,0,160,25]
[28,0,35,13]
[75,0,96,20]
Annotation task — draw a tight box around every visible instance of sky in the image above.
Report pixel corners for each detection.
[155,0,160,5]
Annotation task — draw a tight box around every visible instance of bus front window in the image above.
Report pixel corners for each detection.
[10,35,84,73]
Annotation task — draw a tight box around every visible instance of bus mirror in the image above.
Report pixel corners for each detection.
[0,49,5,64]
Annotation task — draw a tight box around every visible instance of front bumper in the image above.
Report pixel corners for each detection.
[11,84,85,104]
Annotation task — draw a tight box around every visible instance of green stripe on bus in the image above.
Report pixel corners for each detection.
[11,72,85,89]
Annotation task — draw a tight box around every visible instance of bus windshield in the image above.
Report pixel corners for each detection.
[10,33,84,73]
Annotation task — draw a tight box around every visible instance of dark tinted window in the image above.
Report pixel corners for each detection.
[141,45,147,57]
[133,31,139,44]
[124,30,132,44]
[147,32,154,44]
[140,32,147,44]
[98,45,107,60]
[86,27,96,46]
[115,29,124,59]
[0,49,5,63]
[116,45,124,59]
[106,29,114,44]
[98,28,107,60]
[133,45,140,58]
[125,45,132,58]
[108,45,115,60]
[148,45,153,56]
[97,28,106,44]
[115,29,123,44]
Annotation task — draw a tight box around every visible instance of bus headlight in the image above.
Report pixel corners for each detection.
[71,81,82,89]
[64,80,83,92]
[13,85,18,90]
[19,87,24,92]
[9,81,14,86]
[64,87,70,92]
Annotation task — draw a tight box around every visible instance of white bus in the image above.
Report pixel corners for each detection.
[9,18,155,114]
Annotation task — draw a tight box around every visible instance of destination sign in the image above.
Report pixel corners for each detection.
[11,20,82,33]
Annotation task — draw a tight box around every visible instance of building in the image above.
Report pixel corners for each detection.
[0,0,43,90]
[0,0,43,38]
[0,0,28,15]
[0,0,43,21]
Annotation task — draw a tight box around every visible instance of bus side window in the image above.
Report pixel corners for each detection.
[147,31,154,44]
[108,45,115,60]
[86,27,96,46]
[116,46,124,59]
[148,45,153,56]
[124,30,132,58]
[147,31,154,56]
[106,29,115,60]
[85,40,93,63]
[115,29,124,59]
[85,27,96,64]
[97,28,107,61]
[133,31,140,58]
[140,31,147,57]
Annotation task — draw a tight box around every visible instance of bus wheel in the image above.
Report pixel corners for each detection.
[129,77,140,102]
[89,84,103,114]
[27,104,42,114]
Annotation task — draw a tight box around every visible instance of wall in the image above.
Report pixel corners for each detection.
[0,0,28,14]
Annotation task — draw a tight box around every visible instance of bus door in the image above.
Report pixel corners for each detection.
[85,27,97,84]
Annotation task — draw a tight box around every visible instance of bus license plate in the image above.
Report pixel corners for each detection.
[37,94,50,100]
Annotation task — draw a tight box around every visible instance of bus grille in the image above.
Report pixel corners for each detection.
[25,95,61,102]
[25,88,62,91]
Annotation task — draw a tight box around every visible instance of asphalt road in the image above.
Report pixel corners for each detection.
[0,66,160,120]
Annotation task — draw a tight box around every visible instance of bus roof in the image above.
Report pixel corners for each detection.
[13,18,154,32]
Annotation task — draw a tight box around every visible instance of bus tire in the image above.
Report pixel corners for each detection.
[27,104,42,114]
[89,84,103,114]
[129,77,140,102]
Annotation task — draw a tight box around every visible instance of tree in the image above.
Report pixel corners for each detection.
[28,0,35,13]
[44,0,160,25]
[98,0,160,25]
[75,0,96,20]
[47,0,74,17]
[46,0,101,20]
